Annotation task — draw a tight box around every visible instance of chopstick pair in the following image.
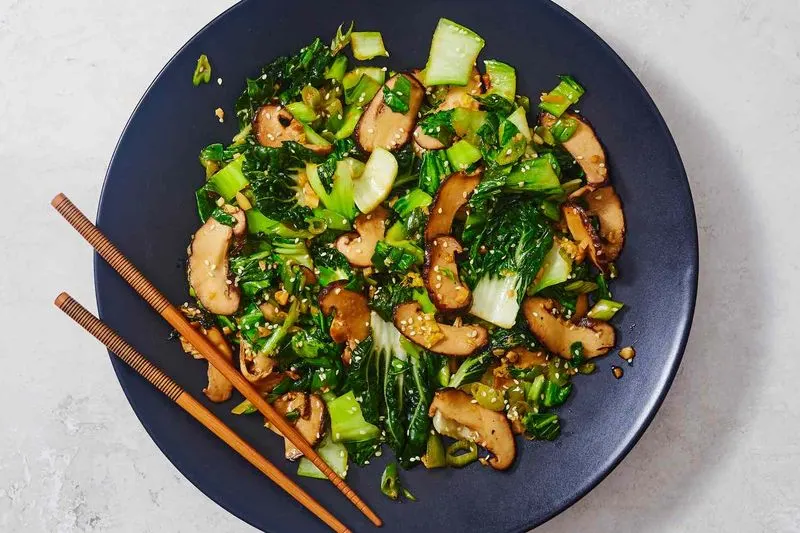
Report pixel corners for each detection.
[51,193,383,531]
[54,293,350,533]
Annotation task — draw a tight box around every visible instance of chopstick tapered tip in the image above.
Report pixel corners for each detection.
[51,193,68,208]
[54,292,71,308]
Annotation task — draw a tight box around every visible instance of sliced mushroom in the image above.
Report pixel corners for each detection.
[254,104,332,155]
[355,73,425,153]
[188,209,246,315]
[540,112,608,188]
[424,236,471,312]
[267,393,327,461]
[272,392,309,419]
[424,170,482,241]
[505,346,548,369]
[522,297,615,359]
[393,302,488,356]
[178,324,234,403]
[335,206,389,267]
[584,186,625,261]
[439,68,483,111]
[562,203,608,271]
[573,293,589,321]
[319,281,371,344]
[259,301,286,323]
[413,69,483,152]
[290,394,327,460]
[413,130,447,152]
[429,388,515,470]
[239,336,278,385]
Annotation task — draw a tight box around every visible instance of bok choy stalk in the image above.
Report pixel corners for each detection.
[351,31,389,60]
[305,159,359,220]
[297,434,349,479]
[328,390,380,442]
[538,75,585,118]
[483,60,516,102]
[468,200,553,328]
[530,239,573,294]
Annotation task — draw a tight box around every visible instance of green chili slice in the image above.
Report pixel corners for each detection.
[422,433,446,469]
[231,399,257,415]
[446,440,478,468]
[587,299,624,320]
[192,54,212,86]
[470,383,505,411]
[380,462,400,500]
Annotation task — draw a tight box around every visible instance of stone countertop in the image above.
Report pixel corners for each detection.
[1,0,798,531]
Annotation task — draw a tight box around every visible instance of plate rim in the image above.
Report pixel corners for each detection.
[94,1,699,531]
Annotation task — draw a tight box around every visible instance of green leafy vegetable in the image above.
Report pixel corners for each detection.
[310,240,353,286]
[330,21,354,54]
[570,341,585,367]
[372,241,423,273]
[383,74,412,114]
[397,339,433,467]
[418,149,450,195]
[306,160,358,221]
[344,439,380,465]
[235,38,334,127]
[539,75,585,118]
[474,93,515,117]
[448,351,492,389]
[543,380,572,407]
[210,208,237,227]
[393,188,433,219]
[523,412,561,440]
[596,273,612,300]
[418,110,455,146]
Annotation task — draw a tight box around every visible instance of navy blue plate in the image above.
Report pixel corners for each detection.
[95,1,697,531]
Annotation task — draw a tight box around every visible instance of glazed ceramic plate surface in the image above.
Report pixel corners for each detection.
[95,1,697,531]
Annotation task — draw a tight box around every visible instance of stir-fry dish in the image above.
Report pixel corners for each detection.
[184,18,627,494]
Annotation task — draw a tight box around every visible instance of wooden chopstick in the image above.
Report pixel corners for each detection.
[54,293,351,533]
[51,193,382,528]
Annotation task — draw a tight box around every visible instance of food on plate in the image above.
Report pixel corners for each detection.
[184,17,627,494]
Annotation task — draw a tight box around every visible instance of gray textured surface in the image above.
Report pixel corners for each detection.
[1,0,798,531]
